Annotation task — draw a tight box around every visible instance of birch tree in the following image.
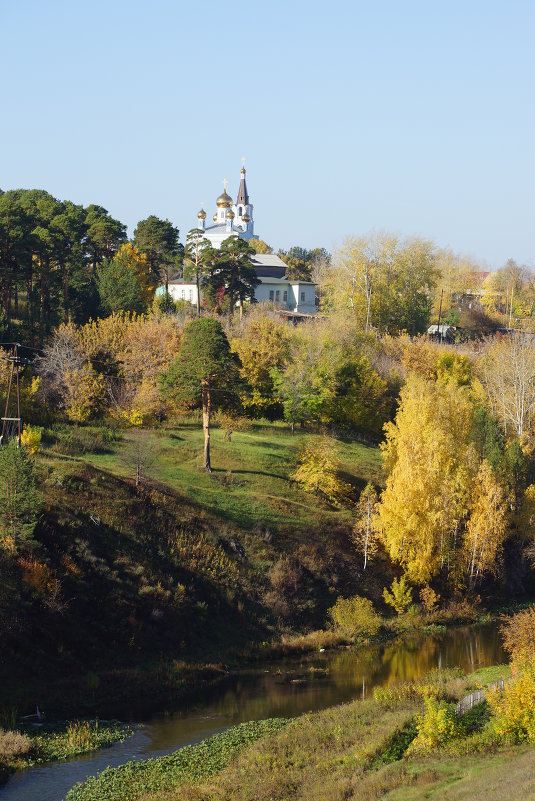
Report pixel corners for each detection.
[480,335,535,439]
[352,482,379,570]
[464,460,508,589]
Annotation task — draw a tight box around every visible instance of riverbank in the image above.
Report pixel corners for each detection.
[65,664,518,801]
[0,623,509,801]
[2,608,513,724]
[0,720,130,785]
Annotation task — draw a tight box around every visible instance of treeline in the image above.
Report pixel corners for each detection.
[0,188,180,343]
[317,233,534,337]
[27,308,395,439]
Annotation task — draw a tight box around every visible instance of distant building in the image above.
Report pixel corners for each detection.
[163,162,317,316]
[427,324,456,342]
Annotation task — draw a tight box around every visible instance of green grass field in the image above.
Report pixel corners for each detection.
[80,422,383,534]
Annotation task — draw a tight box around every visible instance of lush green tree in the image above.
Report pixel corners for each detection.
[160,318,240,471]
[271,345,333,433]
[212,236,259,318]
[183,229,213,316]
[328,356,390,437]
[0,190,129,344]
[0,441,42,552]
[85,204,127,271]
[133,215,181,294]
[96,249,145,314]
[278,246,330,281]
[50,200,90,323]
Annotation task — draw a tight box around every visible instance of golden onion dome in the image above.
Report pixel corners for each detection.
[226,208,235,219]
[213,213,217,222]
[216,190,233,208]
[197,207,206,220]
[242,212,251,222]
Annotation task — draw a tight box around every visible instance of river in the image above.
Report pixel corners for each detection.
[0,622,506,801]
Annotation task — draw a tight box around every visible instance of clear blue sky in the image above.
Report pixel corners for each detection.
[1,0,533,266]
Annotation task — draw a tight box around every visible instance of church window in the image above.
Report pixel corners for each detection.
[181,289,185,299]
[189,289,193,301]
[275,290,280,303]
[269,290,274,301]
[301,291,305,302]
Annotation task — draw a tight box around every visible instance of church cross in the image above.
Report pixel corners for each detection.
[223,178,228,192]
[241,156,246,169]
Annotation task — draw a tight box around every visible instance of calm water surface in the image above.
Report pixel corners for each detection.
[0,622,506,801]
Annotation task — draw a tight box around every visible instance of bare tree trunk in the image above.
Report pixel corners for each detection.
[196,272,201,317]
[202,380,211,472]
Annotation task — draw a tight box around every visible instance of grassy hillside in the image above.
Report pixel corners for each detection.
[84,422,382,533]
[0,421,384,716]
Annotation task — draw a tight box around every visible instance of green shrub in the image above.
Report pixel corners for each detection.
[328,595,381,640]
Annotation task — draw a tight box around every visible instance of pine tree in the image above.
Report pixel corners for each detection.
[160,318,240,471]
[183,229,213,317]
[0,441,42,552]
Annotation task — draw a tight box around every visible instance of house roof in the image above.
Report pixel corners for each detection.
[251,253,288,278]
[428,324,454,335]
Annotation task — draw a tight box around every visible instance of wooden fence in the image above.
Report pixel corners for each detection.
[455,679,505,716]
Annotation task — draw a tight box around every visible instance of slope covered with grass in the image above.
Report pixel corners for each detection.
[0,421,383,716]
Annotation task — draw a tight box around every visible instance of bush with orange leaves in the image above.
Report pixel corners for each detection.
[38,313,182,423]
[18,557,63,610]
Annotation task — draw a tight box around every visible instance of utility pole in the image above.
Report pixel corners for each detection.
[0,344,28,447]
[437,289,444,344]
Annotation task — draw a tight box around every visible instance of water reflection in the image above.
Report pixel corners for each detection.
[0,623,506,801]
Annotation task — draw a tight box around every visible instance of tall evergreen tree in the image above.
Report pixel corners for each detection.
[213,236,259,318]
[183,229,213,317]
[161,318,240,471]
[133,215,181,295]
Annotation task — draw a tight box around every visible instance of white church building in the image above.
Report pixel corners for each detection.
[166,163,317,316]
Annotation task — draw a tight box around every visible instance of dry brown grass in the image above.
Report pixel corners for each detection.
[0,728,32,765]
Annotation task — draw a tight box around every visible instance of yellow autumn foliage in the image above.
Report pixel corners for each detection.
[21,425,42,455]
[291,437,351,506]
[376,374,477,583]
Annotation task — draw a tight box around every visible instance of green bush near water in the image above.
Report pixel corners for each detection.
[26,719,131,765]
[66,718,288,801]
